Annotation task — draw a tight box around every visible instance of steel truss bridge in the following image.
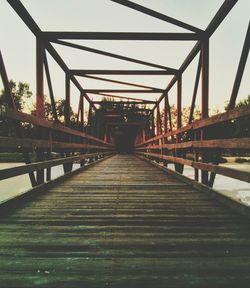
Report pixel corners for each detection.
[0,0,250,287]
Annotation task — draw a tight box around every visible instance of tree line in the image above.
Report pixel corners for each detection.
[0,80,249,140]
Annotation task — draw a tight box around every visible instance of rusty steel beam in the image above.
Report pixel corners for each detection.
[93,101,155,105]
[76,96,81,123]
[44,42,97,111]
[36,39,46,186]
[107,122,145,126]
[6,0,97,111]
[156,105,162,135]
[205,0,238,37]
[201,39,209,185]
[164,95,168,133]
[228,22,250,110]
[36,38,45,118]
[189,53,202,124]
[82,75,164,91]
[80,94,84,132]
[82,89,163,93]
[71,70,173,75]
[7,0,41,36]
[167,99,173,132]
[53,40,175,71]
[65,74,71,127]
[177,75,182,129]
[43,31,199,41]
[151,0,239,112]
[0,50,15,109]
[111,0,203,34]
[151,111,155,137]
[175,75,183,174]
[91,93,155,103]
[43,52,58,122]
[201,40,209,119]
[151,42,201,112]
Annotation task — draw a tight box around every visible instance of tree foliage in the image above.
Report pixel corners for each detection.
[236,94,250,108]
[160,105,201,131]
[32,98,75,123]
[0,80,32,111]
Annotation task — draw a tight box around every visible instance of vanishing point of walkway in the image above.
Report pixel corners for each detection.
[0,155,250,287]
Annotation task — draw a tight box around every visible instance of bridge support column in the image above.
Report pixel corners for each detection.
[63,74,73,173]
[151,110,155,137]
[36,38,45,118]
[201,38,209,185]
[65,73,71,127]
[36,38,45,184]
[175,75,184,174]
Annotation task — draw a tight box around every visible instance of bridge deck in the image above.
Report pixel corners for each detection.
[0,155,250,287]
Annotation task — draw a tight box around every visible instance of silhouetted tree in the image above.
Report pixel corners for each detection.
[0,80,32,111]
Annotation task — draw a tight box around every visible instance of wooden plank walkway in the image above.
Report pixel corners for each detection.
[0,154,250,287]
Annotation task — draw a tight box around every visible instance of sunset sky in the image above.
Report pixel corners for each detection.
[0,0,249,114]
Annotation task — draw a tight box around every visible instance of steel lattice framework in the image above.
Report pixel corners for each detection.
[0,0,249,187]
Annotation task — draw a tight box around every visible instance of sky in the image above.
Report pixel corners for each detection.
[0,0,249,115]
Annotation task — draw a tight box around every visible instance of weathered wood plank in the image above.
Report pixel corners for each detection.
[0,136,112,151]
[5,108,112,146]
[0,152,112,180]
[0,154,250,287]
[136,138,250,150]
[137,151,250,183]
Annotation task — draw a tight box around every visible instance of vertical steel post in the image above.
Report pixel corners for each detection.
[88,105,93,135]
[175,75,184,173]
[201,39,209,184]
[36,38,45,184]
[166,95,173,132]
[65,73,71,127]
[177,75,182,129]
[201,40,209,119]
[80,94,84,132]
[151,110,155,137]
[64,73,73,172]
[156,105,161,136]
[36,38,44,118]
[164,95,168,134]
[163,95,168,166]
[80,94,86,166]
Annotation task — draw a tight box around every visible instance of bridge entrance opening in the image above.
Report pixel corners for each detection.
[109,125,139,153]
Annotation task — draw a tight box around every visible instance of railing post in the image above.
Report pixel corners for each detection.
[201,38,209,185]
